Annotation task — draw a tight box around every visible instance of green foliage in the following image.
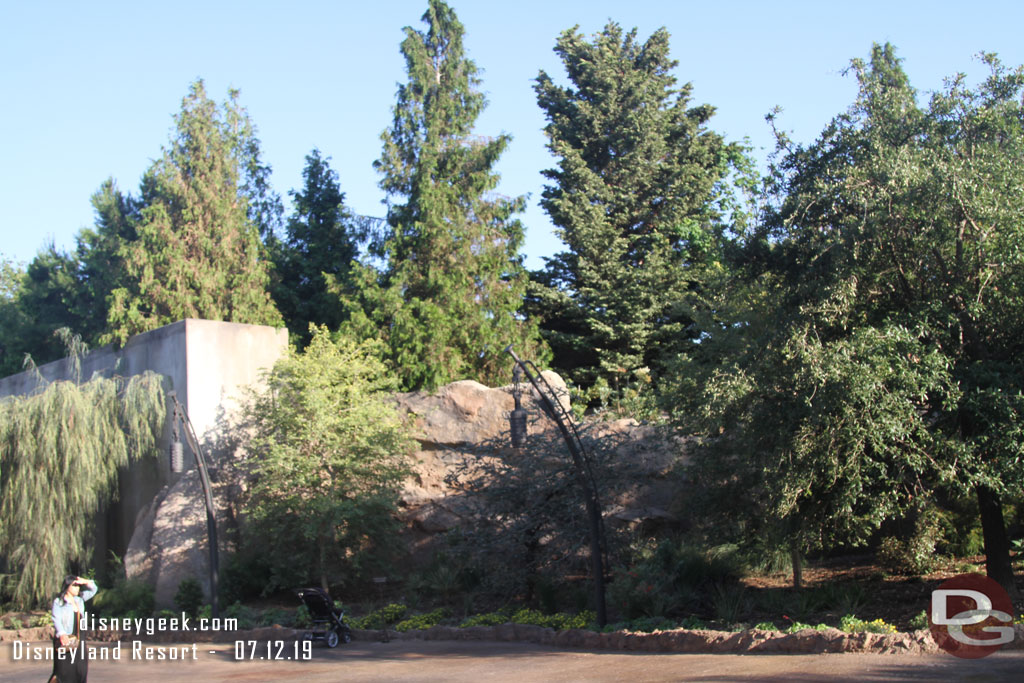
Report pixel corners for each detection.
[173,578,205,618]
[241,326,413,591]
[783,619,829,634]
[223,601,259,630]
[908,610,929,630]
[342,0,545,391]
[444,424,651,605]
[219,551,273,604]
[352,603,408,630]
[876,513,942,576]
[293,605,311,629]
[459,610,511,628]
[669,46,1024,590]
[106,80,282,345]
[840,614,897,634]
[90,579,156,619]
[0,338,165,608]
[394,608,450,632]
[528,22,747,403]
[608,540,745,620]
[0,255,31,376]
[257,607,295,628]
[271,149,359,346]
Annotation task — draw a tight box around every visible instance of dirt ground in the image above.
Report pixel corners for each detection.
[3,638,1024,682]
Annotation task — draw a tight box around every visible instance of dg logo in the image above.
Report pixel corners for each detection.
[930,573,1015,659]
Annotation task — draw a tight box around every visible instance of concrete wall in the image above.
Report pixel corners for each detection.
[0,319,288,575]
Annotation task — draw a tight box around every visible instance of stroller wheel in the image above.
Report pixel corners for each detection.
[341,628,352,644]
[326,630,340,648]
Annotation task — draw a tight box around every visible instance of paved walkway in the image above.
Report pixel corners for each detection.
[2,639,1023,681]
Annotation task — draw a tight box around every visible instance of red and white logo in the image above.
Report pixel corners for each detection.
[930,573,1015,659]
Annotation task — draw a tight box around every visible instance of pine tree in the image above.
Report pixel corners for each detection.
[344,0,545,390]
[271,149,358,346]
[106,80,282,344]
[529,23,735,402]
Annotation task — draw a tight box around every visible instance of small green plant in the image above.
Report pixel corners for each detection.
[224,601,259,630]
[258,607,295,627]
[626,615,673,632]
[678,615,708,630]
[840,614,897,634]
[395,608,450,632]
[29,614,52,628]
[711,583,749,624]
[90,578,155,619]
[908,610,929,630]
[7,617,24,629]
[460,610,511,628]
[752,621,777,631]
[352,603,408,630]
[174,578,205,618]
[293,605,311,629]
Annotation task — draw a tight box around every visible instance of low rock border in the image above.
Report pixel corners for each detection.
[4,623,1023,655]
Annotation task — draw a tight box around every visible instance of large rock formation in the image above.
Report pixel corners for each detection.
[125,372,683,605]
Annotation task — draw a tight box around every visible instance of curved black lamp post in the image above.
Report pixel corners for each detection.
[504,345,607,626]
[168,390,219,619]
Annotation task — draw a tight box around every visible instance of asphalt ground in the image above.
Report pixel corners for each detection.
[2,638,1023,682]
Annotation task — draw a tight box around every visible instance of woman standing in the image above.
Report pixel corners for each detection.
[49,575,97,683]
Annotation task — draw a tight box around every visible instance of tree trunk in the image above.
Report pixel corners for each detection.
[976,485,1018,598]
[790,544,803,590]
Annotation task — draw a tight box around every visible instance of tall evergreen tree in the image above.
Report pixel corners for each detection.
[529,23,737,402]
[106,80,282,344]
[271,149,358,346]
[344,0,545,391]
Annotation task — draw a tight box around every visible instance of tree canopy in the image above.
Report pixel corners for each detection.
[528,22,741,405]
[105,80,283,345]
[342,0,545,391]
[241,326,413,591]
[672,44,1024,592]
[0,336,165,608]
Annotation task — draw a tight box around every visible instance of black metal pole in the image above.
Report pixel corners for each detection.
[504,346,607,626]
[168,391,219,619]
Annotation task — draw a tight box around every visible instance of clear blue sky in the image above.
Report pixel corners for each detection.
[3,1,1022,271]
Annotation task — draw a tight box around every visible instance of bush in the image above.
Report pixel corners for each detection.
[91,579,155,619]
[877,512,942,576]
[352,603,408,629]
[840,614,897,634]
[174,578,204,618]
[220,552,273,604]
[459,611,511,628]
[395,608,449,632]
[223,601,259,630]
[258,607,295,628]
[908,610,929,630]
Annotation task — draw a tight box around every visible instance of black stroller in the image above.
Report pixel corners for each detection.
[296,587,353,648]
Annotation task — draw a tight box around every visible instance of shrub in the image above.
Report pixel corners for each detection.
[395,608,449,632]
[840,614,897,634]
[90,579,155,619]
[352,603,408,629]
[174,578,204,618]
[877,513,942,576]
[224,601,259,630]
[459,611,511,628]
[258,607,294,628]
[908,610,929,630]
